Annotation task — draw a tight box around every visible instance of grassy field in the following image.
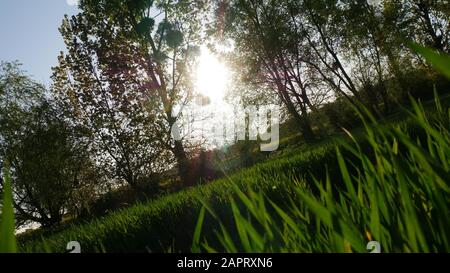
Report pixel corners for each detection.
[16,92,450,253]
[19,134,341,252]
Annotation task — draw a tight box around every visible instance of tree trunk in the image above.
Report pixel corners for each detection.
[147,62,191,187]
[173,139,190,186]
[379,84,390,114]
[279,83,315,142]
[416,1,445,52]
[268,60,316,143]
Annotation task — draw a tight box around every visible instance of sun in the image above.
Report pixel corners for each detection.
[195,47,230,103]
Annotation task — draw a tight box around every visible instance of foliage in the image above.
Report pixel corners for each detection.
[17,90,448,252]
[53,0,208,186]
[214,0,450,139]
[411,43,450,79]
[20,93,449,252]
[0,62,103,228]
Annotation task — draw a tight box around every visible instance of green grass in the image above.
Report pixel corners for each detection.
[194,95,450,253]
[19,136,341,252]
[410,43,450,79]
[0,163,17,253]
[19,93,450,252]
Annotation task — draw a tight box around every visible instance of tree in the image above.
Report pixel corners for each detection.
[289,0,394,114]
[372,0,449,101]
[215,0,319,142]
[0,62,101,227]
[53,0,207,186]
[407,0,450,53]
[332,0,393,113]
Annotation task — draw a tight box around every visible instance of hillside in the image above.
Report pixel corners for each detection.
[19,94,450,252]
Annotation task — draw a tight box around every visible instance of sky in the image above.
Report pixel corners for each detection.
[0,0,79,85]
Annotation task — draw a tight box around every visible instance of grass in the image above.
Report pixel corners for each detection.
[410,43,450,79]
[0,163,17,253]
[19,137,341,252]
[193,94,450,253]
[19,94,450,252]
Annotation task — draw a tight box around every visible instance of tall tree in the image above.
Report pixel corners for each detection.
[53,0,206,186]
[216,0,318,142]
[338,0,394,113]
[297,0,363,105]
[0,62,101,227]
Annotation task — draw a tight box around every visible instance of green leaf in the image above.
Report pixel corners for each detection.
[157,20,172,36]
[165,29,184,48]
[295,188,332,227]
[136,17,155,36]
[0,165,17,253]
[191,206,206,253]
[128,0,153,11]
[154,51,169,62]
[410,43,450,79]
[230,199,252,252]
[336,147,357,201]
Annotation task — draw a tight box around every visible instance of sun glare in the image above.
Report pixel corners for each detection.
[195,47,230,103]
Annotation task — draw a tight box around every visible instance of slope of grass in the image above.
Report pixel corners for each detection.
[20,93,450,253]
[194,96,450,253]
[20,136,342,252]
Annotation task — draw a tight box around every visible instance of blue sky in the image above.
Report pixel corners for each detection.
[0,0,79,85]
